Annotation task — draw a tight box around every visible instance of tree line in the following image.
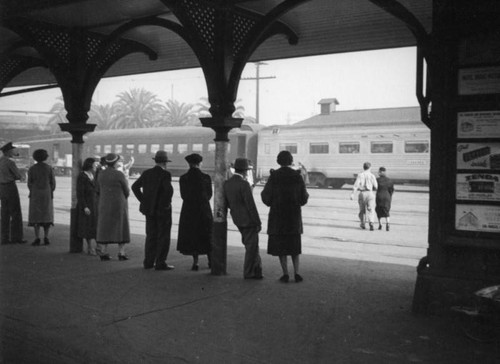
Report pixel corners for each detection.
[47,88,252,134]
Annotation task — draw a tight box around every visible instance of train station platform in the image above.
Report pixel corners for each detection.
[1,224,498,364]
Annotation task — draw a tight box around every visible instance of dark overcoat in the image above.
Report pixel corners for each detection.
[76,171,98,239]
[375,176,394,218]
[177,168,213,255]
[96,168,130,244]
[224,174,261,228]
[261,166,309,235]
[131,165,173,216]
[27,162,55,225]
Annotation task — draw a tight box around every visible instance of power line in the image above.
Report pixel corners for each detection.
[241,62,275,124]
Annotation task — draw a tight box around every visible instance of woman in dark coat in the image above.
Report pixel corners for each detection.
[177,153,213,270]
[96,153,130,261]
[261,150,309,283]
[28,149,56,246]
[76,157,99,255]
[375,166,395,231]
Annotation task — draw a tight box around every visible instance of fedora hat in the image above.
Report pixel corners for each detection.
[0,141,16,153]
[185,153,202,165]
[233,158,250,171]
[153,150,172,163]
[104,153,120,164]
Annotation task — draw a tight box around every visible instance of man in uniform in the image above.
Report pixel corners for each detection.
[224,158,263,279]
[131,150,174,270]
[0,142,27,244]
[350,162,378,231]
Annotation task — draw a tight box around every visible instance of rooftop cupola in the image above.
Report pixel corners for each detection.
[318,98,339,115]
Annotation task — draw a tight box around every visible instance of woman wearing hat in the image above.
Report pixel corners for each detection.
[261,150,309,283]
[28,149,56,246]
[76,157,99,255]
[177,153,213,270]
[96,153,131,261]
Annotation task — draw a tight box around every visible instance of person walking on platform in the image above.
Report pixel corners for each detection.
[0,142,27,245]
[132,150,174,270]
[261,151,309,283]
[76,157,99,255]
[350,162,378,231]
[96,153,130,261]
[375,166,395,231]
[177,153,213,271]
[28,149,56,246]
[224,158,263,280]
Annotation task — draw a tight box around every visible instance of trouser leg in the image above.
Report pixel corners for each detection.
[1,198,9,243]
[10,187,23,242]
[366,193,375,224]
[155,210,172,266]
[239,227,262,278]
[144,216,158,267]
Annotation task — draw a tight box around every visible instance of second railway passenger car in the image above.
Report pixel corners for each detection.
[256,105,430,188]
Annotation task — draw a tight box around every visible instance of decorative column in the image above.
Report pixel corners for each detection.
[5,18,157,252]
[160,0,306,274]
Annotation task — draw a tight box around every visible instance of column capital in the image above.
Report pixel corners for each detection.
[200,116,243,141]
[59,123,96,143]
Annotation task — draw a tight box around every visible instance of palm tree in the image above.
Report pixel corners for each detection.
[163,99,199,127]
[89,103,116,130]
[110,88,165,129]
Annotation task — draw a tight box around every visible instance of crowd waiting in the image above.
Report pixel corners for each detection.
[1,140,394,283]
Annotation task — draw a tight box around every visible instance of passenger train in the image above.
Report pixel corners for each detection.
[14,106,430,188]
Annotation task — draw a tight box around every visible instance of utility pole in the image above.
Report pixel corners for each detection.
[241,62,275,124]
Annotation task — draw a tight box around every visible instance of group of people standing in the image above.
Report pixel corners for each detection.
[1,142,56,246]
[351,162,395,231]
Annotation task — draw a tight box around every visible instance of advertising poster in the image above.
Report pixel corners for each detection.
[456,142,500,170]
[456,173,500,201]
[456,204,500,233]
[458,67,500,95]
[457,111,500,138]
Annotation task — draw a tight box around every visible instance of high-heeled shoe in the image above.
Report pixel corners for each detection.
[378,224,382,230]
[31,238,41,246]
[386,224,390,231]
[118,254,129,261]
[100,254,111,261]
[191,263,199,271]
[43,237,50,245]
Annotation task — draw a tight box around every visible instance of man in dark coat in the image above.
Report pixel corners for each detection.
[132,150,174,270]
[0,142,27,245]
[223,158,263,279]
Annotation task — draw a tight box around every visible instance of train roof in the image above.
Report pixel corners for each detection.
[265,106,424,130]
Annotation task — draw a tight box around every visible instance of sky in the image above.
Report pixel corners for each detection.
[0,46,418,126]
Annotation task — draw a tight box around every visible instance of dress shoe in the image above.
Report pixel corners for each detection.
[155,264,174,271]
[378,224,382,230]
[386,224,390,231]
[118,254,129,261]
[294,274,304,283]
[360,223,366,229]
[369,224,374,231]
[43,237,50,245]
[191,263,199,271]
[99,254,111,261]
[31,238,41,246]
[279,274,289,283]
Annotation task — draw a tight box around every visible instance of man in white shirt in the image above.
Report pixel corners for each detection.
[350,162,378,230]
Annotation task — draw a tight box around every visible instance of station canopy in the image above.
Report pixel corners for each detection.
[0,0,432,88]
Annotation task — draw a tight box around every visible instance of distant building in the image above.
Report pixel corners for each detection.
[0,111,52,143]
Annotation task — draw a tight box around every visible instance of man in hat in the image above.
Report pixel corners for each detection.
[0,142,27,244]
[131,150,175,270]
[223,157,263,279]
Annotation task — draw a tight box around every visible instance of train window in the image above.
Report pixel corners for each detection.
[207,143,215,153]
[164,144,173,153]
[405,141,430,153]
[150,144,160,153]
[138,144,147,154]
[371,142,393,153]
[94,145,101,154]
[126,144,135,154]
[178,144,188,154]
[279,143,297,154]
[264,144,271,154]
[104,145,112,153]
[310,143,329,154]
[192,143,203,153]
[115,144,123,154]
[339,142,360,154]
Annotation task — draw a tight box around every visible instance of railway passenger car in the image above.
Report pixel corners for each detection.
[256,106,430,188]
[17,122,262,177]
